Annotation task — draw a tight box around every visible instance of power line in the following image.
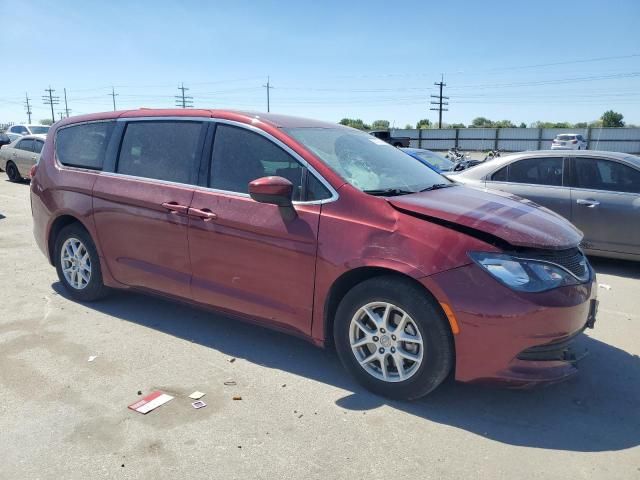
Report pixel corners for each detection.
[430,74,448,128]
[24,93,32,123]
[262,76,274,112]
[175,82,193,108]
[42,86,59,123]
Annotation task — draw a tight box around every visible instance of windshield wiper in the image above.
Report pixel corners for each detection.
[419,183,456,192]
[363,188,416,197]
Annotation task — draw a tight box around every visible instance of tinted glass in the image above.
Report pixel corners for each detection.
[306,173,332,201]
[557,135,575,141]
[16,139,34,151]
[285,127,448,193]
[29,126,50,135]
[118,121,202,183]
[211,125,309,201]
[491,166,508,181]
[508,157,563,186]
[574,157,640,194]
[412,150,454,171]
[57,121,114,169]
[32,140,44,154]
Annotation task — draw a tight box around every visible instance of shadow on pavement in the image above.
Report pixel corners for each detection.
[53,282,640,453]
[590,256,640,280]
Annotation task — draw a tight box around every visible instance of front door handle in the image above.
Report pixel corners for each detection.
[576,199,600,208]
[188,207,218,221]
[161,202,189,214]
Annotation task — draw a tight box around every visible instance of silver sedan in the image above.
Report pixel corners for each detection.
[0,134,46,182]
[450,150,640,261]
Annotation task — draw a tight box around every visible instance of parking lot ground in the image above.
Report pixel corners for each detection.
[1,178,639,479]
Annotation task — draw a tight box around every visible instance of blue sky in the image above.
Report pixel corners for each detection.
[1,0,639,126]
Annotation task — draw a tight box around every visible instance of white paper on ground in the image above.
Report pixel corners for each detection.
[128,391,174,414]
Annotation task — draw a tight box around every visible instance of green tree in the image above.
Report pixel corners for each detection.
[493,120,516,128]
[519,122,527,128]
[404,123,413,129]
[371,120,390,130]
[40,119,54,126]
[601,110,624,127]
[448,123,466,128]
[338,118,370,130]
[471,117,493,128]
[574,122,588,128]
[416,118,431,129]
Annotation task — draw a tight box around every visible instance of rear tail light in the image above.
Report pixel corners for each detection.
[29,164,37,178]
[571,140,578,144]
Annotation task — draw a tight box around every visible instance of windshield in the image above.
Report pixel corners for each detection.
[285,127,449,193]
[29,126,50,135]
[411,150,454,171]
[556,135,575,141]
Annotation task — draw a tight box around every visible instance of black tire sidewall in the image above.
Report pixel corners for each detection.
[54,224,108,302]
[6,162,20,182]
[334,276,454,400]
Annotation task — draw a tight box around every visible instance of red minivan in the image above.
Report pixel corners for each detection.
[31,109,598,399]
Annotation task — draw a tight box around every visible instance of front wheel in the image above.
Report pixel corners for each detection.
[6,161,21,182]
[54,224,109,302]
[334,276,454,400]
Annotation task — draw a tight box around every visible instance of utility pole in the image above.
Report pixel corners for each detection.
[63,88,70,117]
[58,112,64,120]
[24,93,32,124]
[109,86,119,111]
[42,86,60,123]
[175,82,193,108]
[262,76,274,112]
[430,74,449,129]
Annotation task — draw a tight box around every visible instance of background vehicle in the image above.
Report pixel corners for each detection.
[400,148,455,172]
[6,124,50,142]
[484,148,502,161]
[31,110,596,400]
[0,134,45,181]
[369,130,410,147]
[451,150,640,261]
[0,132,11,149]
[551,133,587,150]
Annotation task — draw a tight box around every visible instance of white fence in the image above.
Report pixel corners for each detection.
[389,127,640,154]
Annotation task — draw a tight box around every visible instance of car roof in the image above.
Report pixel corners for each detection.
[52,109,348,131]
[15,134,47,140]
[454,150,640,179]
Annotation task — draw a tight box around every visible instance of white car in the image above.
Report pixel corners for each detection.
[551,133,587,150]
[5,124,50,142]
[0,134,46,181]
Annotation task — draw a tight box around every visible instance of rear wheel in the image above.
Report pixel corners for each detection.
[54,224,109,302]
[6,161,21,182]
[334,276,454,400]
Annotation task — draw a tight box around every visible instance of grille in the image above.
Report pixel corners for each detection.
[514,247,589,280]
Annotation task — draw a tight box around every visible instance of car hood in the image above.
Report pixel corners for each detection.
[388,185,582,250]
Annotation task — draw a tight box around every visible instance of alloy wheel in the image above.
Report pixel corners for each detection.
[60,237,92,290]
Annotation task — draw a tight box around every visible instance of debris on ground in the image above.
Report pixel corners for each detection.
[128,391,174,414]
[228,358,236,363]
[599,283,612,290]
[87,356,97,362]
[191,400,207,409]
[189,391,206,400]
[137,390,142,396]
[223,381,237,386]
[298,414,303,418]
[281,384,286,388]
[233,396,242,401]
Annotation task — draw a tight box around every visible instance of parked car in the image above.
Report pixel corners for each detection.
[31,110,597,400]
[0,132,11,149]
[551,133,587,150]
[1,134,45,181]
[450,150,640,261]
[5,124,50,142]
[369,130,410,147]
[401,148,455,172]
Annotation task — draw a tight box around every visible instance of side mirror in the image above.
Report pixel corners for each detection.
[248,176,297,220]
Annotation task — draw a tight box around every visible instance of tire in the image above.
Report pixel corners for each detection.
[54,223,109,302]
[6,161,21,182]
[334,275,454,400]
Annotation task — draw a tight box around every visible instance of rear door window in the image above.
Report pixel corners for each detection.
[491,166,508,181]
[16,139,34,152]
[573,157,640,194]
[507,157,564,186]
[33,140,44,154]
[117,121,204,184]
[56,121,115,170]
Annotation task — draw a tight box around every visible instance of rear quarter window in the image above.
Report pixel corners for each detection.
[56,121,115,170]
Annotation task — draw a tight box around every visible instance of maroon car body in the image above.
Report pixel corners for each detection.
[30,109,597,396]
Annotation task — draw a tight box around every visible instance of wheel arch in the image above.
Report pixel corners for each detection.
[47,214,90,266]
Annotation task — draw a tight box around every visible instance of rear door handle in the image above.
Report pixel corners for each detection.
[576,199,600,208]
[161,202,189,214]
[188,207,218,221]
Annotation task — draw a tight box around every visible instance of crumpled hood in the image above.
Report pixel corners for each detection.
[388,185,583,250]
